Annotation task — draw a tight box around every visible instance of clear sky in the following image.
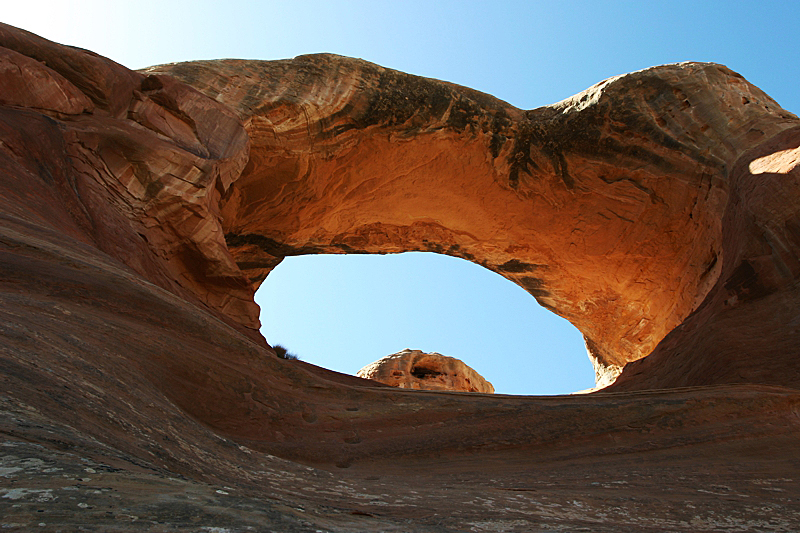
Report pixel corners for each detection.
[5,1,798,394]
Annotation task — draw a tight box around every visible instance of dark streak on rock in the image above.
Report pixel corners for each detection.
[236,260,283,270]
[699,253,718,280]
[496,259,541,273]
[358,68,453,130]
[489,133,506,158]
[584,336,610,364]
[519,276,550,298]
[225,233,324,257]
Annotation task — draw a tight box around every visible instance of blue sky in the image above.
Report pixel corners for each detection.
[6,1,798,394]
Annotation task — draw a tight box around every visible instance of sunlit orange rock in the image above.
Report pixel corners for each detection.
[147,55,800,389]
[2,22,800,531]
[358,349,494,393]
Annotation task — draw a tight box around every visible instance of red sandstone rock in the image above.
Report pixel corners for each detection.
[0,46,92,114]
[147,56,800,389]
[0,23,258,336]
[358,349,494,393]
[2,22,800,531]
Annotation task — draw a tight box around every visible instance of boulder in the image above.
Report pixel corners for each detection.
[358,349,494,393]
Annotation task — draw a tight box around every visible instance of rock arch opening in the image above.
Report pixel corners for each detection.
[5,26,800,531]
[255,252,594,395]
[143,54,800,392]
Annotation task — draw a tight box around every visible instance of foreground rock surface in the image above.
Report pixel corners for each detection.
[1,23,799,531]
[358,349,494,393]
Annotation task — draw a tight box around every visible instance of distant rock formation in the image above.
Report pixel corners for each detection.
[358,350,494,393]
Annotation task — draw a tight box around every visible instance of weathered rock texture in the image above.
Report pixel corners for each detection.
[358,349,494,393]
[143,55,800,389]
[1,23,800,532]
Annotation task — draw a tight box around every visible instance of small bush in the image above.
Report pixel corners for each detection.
[273,344,299,360]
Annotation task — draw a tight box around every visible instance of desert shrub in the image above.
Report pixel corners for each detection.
[273,344,299,360]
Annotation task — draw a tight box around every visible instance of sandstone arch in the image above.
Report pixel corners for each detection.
[2,23,800,530]
[148,55,799,388]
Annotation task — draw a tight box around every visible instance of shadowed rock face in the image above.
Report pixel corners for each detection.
[1,23,800,532]
[358,350,495,393]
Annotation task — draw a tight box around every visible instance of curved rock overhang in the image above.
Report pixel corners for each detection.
[1,20,800,483]
[146,54,800,389]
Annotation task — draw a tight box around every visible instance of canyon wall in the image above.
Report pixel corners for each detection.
[1,23,799,531]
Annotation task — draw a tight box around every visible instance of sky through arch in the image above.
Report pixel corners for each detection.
[256,253,594,395]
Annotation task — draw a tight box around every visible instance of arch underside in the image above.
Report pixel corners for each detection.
[2,24,800,529]
[151,55,800,390]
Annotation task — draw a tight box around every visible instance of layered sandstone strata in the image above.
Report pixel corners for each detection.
[358,350,494,393]
[145,55,800,389]
[2,22,800,532]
